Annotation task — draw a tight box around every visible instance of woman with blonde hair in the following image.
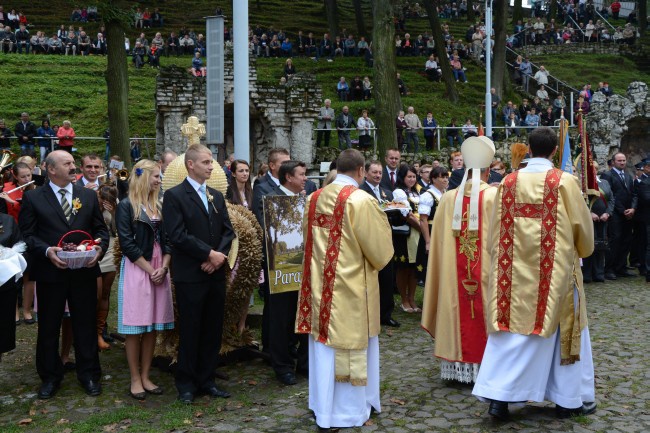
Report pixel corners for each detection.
[115,159,173,400]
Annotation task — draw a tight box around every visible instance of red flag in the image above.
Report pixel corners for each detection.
[478,122,484,136]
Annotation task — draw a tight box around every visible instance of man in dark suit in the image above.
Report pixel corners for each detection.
[360,160,400,328]
[636,159,650,283]
[264,160,309,385]
[78,153,103,190]
[252,148,290,353]
[14,112,37,157]
[19,150,109,399]
[380,148,401,191]
[162,144,235,403]
[605,152,637,279]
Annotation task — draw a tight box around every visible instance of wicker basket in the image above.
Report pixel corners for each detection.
[56,230,98,269]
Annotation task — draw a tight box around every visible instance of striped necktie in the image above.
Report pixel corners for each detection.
[59,189,72,221]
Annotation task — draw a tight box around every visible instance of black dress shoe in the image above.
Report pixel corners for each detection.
[178,391,194,404]
[276,372,297,386]
[604,273,617,280]
[201,385,231,398]
[488,400,509,421]
[556,402,597,419]
[616,270,637,278]
[381,318,401,327]
[37,381,60,400]
[81,380,102,396]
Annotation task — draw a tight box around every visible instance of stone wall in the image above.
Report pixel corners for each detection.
[587,81,648,164]
[155,54,322,171]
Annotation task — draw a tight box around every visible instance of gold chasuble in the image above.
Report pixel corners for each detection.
[296,184,393,385]
[486,169,594,364]
[421,182,497,366]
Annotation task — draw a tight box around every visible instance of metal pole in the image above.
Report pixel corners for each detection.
[233,1,250,162]
[485,0,493,138]
[570,92,574,126]
[437,130,441,150]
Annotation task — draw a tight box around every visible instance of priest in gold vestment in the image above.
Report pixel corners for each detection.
[472,127,597,420]
[296,149,393,430]
[422,137,497,383]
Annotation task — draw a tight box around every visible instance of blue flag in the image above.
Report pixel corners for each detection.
[559,120,573,174]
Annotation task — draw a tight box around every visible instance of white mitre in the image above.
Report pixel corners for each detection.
[451,136,496,233]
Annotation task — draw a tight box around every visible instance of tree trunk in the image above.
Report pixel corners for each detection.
[105,19,131,168]
[639,0,647,37]
[372,0,401,158]
[324,0,339,40]
[467,0,475,22]
[352,0,368,37]
[492,0,508,98]
[512,0,524,24]
[423,0,459,103]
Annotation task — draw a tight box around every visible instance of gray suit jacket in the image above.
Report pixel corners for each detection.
[317,106,335,129]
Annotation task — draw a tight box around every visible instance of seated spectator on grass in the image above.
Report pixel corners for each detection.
[136,32,148,48]
[425,54,441,82]
[622,23,635,45]
[536,85,549,101]
[15,25,29,54]
[461,118,477,138]
[47,34,63,54]
[191,51,206,77]
[350,76,364,101]
[540,106,555,126]
[151,32,164,50]
[195,34,206,56]
[258,34,270,57]
[280,38,293,57]
[502,100,517,123]
[357,36,369,56]
[397,72,408,95]
[414,34,426,56]
[71,8,82,22]
[363,76,372,100]
[148,45,160,68]
[132,42,146,68]
[30,31,41,54]
[337,76,350,101]
[524,107,540,127]
[305,32,317,57]
[167,32,180,56]
[296,31,307,56]
[57,24,67,41]
[333,36,344,57]
[78,31,91,55]
[1,26,15,53]
[6,9,17,28]
[284,58,296,79]
[152,8,163,27]
[87,6,98,21]
[269,34,281,57]
[446,118,462,147]
[65,31,78,55]
[179,34,195,55]
[320,33,333,60]
[532,96,543,114]
[451,55,467,83]
[344,34,356,56]
[400,33,414,56]
[142,8,152,28]
[505,112,521,137]
[92,32,106,55]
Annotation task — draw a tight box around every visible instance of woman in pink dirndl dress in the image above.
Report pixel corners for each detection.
[115,160,173,400]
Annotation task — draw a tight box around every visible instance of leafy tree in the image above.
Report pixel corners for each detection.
[372,0,402,158]
[422,0,459,103]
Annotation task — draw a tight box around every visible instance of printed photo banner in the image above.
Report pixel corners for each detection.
[263,195,306,294]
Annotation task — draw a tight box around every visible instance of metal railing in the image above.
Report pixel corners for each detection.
[566,15,587,42]
[595,9,617,32]
[314,123,575,151]
[5,136,157,159]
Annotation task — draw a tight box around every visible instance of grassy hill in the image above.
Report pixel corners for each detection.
[2,1,646,158]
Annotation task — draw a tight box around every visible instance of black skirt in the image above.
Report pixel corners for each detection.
[0,280,18,354]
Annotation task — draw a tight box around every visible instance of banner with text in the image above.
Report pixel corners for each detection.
[263,195,306,294]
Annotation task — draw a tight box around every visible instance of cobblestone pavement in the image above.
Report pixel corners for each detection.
[0,276,648,432]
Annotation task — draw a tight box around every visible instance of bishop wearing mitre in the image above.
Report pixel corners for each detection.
[421,136,498,383]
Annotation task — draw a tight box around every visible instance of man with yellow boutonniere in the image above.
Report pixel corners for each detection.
[162,144,235,404]
[19,150,109,400]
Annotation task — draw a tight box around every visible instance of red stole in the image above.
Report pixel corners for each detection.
[454,193,487,364]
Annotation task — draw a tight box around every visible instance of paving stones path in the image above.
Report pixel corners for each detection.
[1,277,648,432]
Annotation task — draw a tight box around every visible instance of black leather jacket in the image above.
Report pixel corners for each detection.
[116,198,170,262]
